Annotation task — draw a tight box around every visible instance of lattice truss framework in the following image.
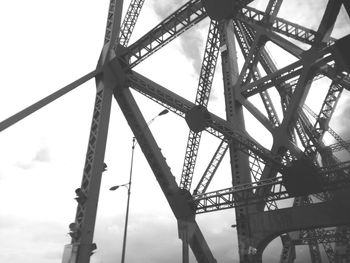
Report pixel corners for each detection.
[1,0,350,262]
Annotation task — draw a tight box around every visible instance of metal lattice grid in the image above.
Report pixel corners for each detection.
[1,0,350,262]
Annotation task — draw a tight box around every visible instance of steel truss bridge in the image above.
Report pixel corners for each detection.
[1,0,350,262]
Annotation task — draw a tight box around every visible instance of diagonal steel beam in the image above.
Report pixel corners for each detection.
[236,6,336,46]
[344,0,350,16]
[0,69,99,132]
[303,104,350,154]
[235,19,303,215]
[114,85,216,263]
[194,20,220,107]
[237,20,349,93]
[264,0,283,22]
[240,59,303,97]
[127,71,284,167]
[193,140,229,195]
[274,2,347,256]
[304,104,346,142]
[279,0,344,139]
[316,0,342,43]
[118,0,146,47]
[241,48,335,98]
[313,82,344,140]
[239,15,347,170]
[121,0,206,67]
[233,20,280,130]
[127,70,191,117]
[252,11,344,216]
[180,130,202,191]
[180,20,220,191]
[241,18,305,59]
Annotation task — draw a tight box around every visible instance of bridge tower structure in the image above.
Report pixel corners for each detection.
[1,0,350,262]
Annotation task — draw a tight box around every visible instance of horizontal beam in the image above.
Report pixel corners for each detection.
[249,200,350,252]
[194,162,350,214]
[194,176,286,214]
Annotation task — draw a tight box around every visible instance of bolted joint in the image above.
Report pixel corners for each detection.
[68,222,81,241]
[185,105,211,133]
[98,56,127,90]
[202,0,243,21]
[74,188,87,204]
[170,188,196,222]
[111,44,131,89]
[114,44,130,69]
[248,246,258,255]
[282,158,323,196]
[96,44,130,91]
[177,219,196,242]
[90,243,97,256]
[331,34,350,74]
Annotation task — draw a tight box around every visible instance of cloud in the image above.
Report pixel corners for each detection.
[149,0,206,74]
[15,162,33,170]
[276,0,327,31]
[179,27,206,74]
[33,146,51,162]
[14,145,51,169]
[150,0,187,20]
[0,216,67,263]
[92,214,181,263]
[337,96,350,139]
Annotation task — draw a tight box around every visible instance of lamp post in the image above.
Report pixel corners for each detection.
[109,109,169,263]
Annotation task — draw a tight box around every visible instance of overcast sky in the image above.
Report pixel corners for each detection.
[0,1,349,263]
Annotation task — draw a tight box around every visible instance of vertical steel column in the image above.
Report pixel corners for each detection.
[65,1,125,262]
[219,20,258,262]
[74,81,114,263]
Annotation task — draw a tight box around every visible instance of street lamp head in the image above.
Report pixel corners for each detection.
[109,185,120,191]
[158,109,169,116]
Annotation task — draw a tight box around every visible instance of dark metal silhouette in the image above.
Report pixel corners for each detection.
[1,0,350,262]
